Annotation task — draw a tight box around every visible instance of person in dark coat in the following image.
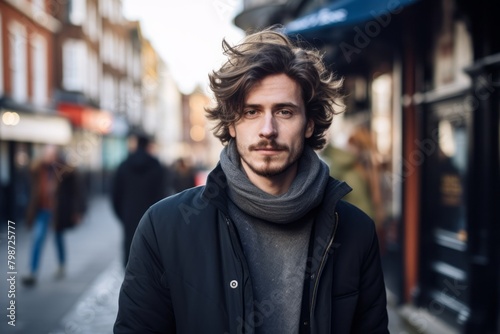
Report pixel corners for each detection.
[22,145,84,286]
[171,157,196,193]
[111,132,165,268]
[114,28,388,333]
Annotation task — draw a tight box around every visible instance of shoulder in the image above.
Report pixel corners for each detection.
[335,199,376,243]
[337,200,373,223]
[144,186,219,231]
[115,158,130,172]
[133,186,223,260]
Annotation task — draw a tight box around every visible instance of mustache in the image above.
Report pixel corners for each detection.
[249,140,288,151]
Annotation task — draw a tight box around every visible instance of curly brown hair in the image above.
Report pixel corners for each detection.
[206,27,344,150]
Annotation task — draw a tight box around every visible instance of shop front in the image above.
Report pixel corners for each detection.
[412,0,500,331]
[57,101,114,195]
[0,103,72,223]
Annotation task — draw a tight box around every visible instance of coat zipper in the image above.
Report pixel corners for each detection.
[310,211,339,318]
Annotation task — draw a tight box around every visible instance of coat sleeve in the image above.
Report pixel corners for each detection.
[351,227,389,333]
[114,210,176,333]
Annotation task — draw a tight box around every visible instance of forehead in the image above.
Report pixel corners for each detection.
[245,74,303,105]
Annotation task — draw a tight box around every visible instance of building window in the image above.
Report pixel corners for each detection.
[69,0,87,25]
[372,74,393,157]
[32,0,45,13]
[432,1,472,88]
[101,74,115,111]
[62,39,87,91]
[87,2,97,41]
[101,30,112,64]
[87,50,99,100]
[9,21,27,103]
[101,0,112,19]
[31,34,48,106]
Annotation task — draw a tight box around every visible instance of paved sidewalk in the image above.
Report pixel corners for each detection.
[0,195,122,334]
[49,261,123,334]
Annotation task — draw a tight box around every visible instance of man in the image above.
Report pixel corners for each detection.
[114,28,388,333]
[111,132,165,268]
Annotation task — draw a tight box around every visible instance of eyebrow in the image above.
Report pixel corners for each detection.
[243,102,301,109]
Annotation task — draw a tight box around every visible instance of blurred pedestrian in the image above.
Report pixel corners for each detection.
[324,126,386,220]
[171,157,196,193]
[115,28,388,333]
[22,144,84,286]
[111,132,165,268]
[322,142,375,218]
[346,127,386,232]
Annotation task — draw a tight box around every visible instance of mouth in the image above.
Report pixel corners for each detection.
[255,146,283,151]
[254,148,283,156]
[251,142,287,155]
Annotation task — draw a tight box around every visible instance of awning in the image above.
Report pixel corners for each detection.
[284,0,419,35]
[234,3,287,31]
[58,102,113,135]
[0,109,72,145]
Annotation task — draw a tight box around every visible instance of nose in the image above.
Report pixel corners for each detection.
[259,113,277,139]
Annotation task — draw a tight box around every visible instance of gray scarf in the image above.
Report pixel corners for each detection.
[220,140,330,223]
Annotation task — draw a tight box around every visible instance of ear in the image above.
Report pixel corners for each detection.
[229,124,236,138]
[305,119,314,138]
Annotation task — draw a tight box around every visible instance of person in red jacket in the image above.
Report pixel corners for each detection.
[114,27,388,334]
[22,144,84,286]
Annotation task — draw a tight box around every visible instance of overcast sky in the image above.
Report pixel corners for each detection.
[122,0,245,94]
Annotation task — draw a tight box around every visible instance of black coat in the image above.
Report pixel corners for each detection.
[114,165,389,334]
[111,149,165,237]
[54,167,85,231]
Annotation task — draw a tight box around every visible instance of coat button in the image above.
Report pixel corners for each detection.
[229,280,238,289]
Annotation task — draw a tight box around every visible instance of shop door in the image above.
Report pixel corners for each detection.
[418,95,471,328]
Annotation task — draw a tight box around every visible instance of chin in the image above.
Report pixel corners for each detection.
[253,163,290,178]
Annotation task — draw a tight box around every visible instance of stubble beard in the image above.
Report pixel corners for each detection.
[238,139,303,178]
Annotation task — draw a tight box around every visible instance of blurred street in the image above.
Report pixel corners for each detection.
[0,194,422,334]
[0,195,122,334]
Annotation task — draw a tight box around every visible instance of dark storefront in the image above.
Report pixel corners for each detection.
[417,88,471,327]
[415,0,500,331]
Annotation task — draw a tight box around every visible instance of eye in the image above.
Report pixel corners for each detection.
[243,109,259,118]
[276,109,293,118]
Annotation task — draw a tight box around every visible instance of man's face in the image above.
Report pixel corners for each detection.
[229,74,314,186]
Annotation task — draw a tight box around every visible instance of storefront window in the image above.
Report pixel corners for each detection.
[371,74,395,234]
[428,103,468,241]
